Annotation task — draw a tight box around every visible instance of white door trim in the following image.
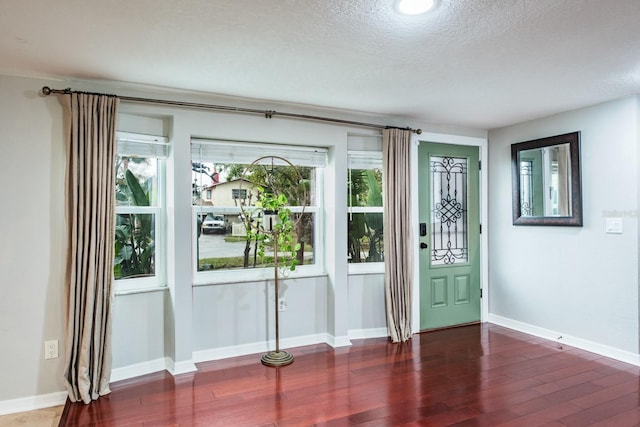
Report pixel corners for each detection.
[411,132,489,334]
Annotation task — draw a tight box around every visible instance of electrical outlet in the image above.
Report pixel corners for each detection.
[278,298,287,312]
[45,340,58,360]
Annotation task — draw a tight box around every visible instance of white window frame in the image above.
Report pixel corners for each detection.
[191,139,327,285]
[348,150,385,275]
[114,131,168,293]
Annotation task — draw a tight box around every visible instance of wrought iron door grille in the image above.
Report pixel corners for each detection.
[430,156,468,265]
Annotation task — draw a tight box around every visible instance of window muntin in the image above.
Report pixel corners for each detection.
[192,140,326,281]
[348,151,384,265]
[114,132,167,291]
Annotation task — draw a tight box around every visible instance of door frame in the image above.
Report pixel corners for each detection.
[411,132,488,334]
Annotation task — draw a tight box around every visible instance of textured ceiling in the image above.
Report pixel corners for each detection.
[1,0,639,130]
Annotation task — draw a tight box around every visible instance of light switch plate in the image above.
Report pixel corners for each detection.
[605,218,623,234]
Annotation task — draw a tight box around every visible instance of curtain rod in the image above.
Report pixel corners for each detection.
[41,86,422,134]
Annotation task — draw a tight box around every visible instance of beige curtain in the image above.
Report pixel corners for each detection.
[62,92,119,403]
[382,128,414,343]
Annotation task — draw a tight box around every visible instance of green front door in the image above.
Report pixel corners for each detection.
[418,142,481,330]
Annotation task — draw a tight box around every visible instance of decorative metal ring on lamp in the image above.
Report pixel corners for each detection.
[237,155,307,234]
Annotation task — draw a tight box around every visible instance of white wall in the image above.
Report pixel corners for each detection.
[111,291,167,369]
[347,274,387,337]
[0,75,67,409]
[488,96,640,358]
[192,277,328,360]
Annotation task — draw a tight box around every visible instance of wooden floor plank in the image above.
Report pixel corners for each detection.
[60,324,640,426]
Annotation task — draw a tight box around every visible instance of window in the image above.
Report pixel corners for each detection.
[348,151,384,267]
[114,132,168,291]
[191,139,326,282]
[232,188,247,200]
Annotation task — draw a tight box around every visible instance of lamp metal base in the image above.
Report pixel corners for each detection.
[261,350,294,367]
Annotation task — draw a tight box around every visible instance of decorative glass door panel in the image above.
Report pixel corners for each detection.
[430,156,468,266]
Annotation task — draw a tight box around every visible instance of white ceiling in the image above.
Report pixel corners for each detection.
[1,0,639,130]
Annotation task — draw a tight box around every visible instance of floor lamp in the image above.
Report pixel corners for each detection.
[239,156,306,367]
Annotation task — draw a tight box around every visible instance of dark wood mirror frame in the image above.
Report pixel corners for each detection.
[511,131,583,226]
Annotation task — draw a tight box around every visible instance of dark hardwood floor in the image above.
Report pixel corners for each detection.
[60,324,640,426]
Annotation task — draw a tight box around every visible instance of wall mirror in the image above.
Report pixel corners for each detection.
[511,131,582,226]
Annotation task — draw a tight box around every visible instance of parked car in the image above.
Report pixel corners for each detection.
[202,214,225,234]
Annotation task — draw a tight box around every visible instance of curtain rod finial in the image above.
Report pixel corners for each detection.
[42,86,52,96]
[415,129,422,135]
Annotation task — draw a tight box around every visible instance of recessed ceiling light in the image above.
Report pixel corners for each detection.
[395,0,438,15]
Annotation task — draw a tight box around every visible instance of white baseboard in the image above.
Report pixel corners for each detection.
[488,314,640,366]
[349,327,388,340]
[326,334,352,348]
[192,333,330,363]
[282,333,331,350]
[111,356,197,383]
[110,357,170,383]
[193,341,269,363]
[0,391,67,416]
[167,359,198,376]
[112,334,338,381]
[111,331,377,386]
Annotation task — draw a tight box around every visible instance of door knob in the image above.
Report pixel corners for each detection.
[420,242,428,249]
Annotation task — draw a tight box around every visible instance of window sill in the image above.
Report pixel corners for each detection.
[348,263,385,275]
[114,286,169,297]
[193,266,327,287]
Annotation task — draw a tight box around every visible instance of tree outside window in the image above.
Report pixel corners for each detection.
[348,152,384,264]
[112,132,167,290]
[114,156,159,279]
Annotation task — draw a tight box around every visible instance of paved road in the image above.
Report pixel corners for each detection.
[197,233,306,261]
[197,233,248,258]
